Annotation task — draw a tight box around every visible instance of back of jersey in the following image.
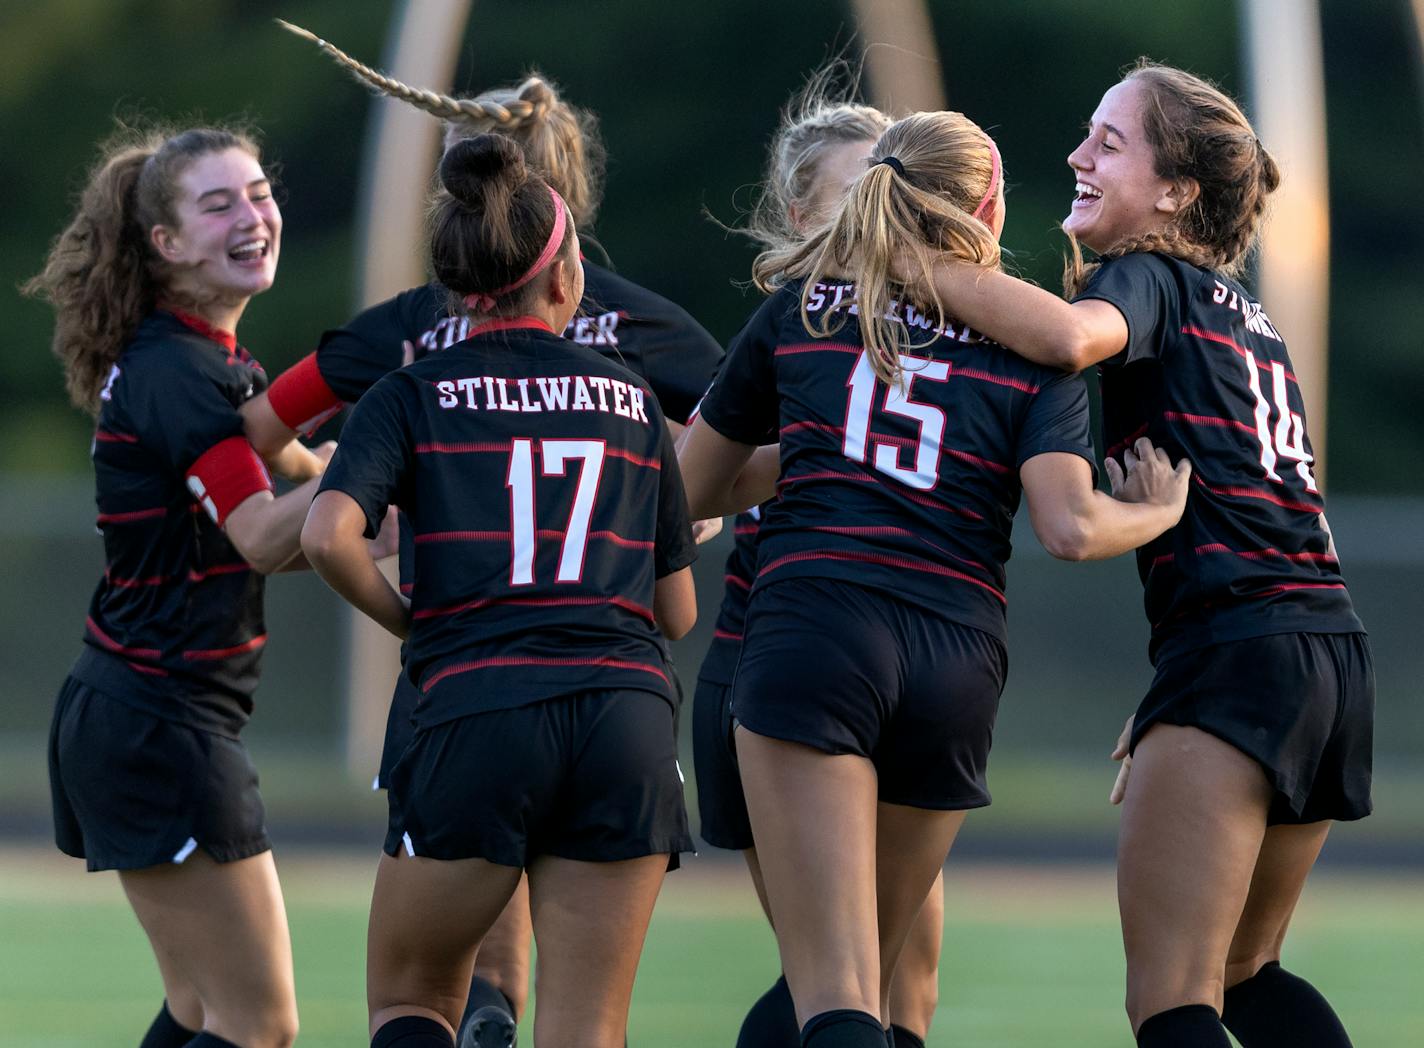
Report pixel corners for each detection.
[320,321,694,729]
[698,281,1094,644]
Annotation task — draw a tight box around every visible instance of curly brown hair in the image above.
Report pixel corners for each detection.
[23,125,263,413]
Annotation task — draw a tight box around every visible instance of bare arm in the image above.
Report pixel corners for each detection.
[1021,441,1190,561]
[654,566,697,641]
[678,416,776,519]
[223,477,324,575]
[240,392,301,462]
[920,263,1130,371]
[301,490,411,639]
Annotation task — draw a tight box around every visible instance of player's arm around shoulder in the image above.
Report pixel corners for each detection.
[1021,438,1190,561]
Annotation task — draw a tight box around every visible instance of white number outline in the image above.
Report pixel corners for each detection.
[1241,352,1317,493]
[842,350,951,491]
[506,438,608,586]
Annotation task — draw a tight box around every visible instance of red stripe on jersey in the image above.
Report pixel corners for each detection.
[94,429,139,444]
[943,447,1012,474]
[733,522,761,536]
[415,530,509,543]
[188,562,250,582]
[415,442,660,470]
[104,569,168,589]
[604,447,662,470]
[182,635,268,660]
[713,629,744,642]
[1194,542,1338,565]
[774,342,862,357]
[1255,582,1348,597]
[125,661,170,677]
[589,530,656,550]
[780,420,843,438]
[422,653,667,692]
[953,367,1040,394]
[759,549,1006,604]
[1180,326,1298,383]
[399,582,414,595]
[97,506,167,525]
[1196,477,1322,514]
[723,573,752,591]
[86,616,161,659]
[806,524,917,539]
[414,593,654,624]
[1106,424,1149,460]
[415,442,514,454]
[1163,411,1256,436]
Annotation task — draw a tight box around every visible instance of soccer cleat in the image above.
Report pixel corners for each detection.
[458,1004,518,1048]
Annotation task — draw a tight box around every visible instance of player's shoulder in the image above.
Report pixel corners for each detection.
[580,260,707,332]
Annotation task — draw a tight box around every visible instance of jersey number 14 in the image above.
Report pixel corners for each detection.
[1241,353,1318,493]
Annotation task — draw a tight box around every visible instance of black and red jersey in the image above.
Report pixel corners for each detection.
[314,261,723,425]
[71,311,272,737]
[697,280,1095,644]
[699,506,762,685]
[1076,252,1363,663]
[318,319,697,727]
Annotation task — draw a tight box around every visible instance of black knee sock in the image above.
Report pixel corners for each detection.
[371,1015,455,1048]
[736,974,799,1048]
[139,1002,195,1048]
[1222,962,1354,1047]
[184,1036,242,1048]
[459,973,517,1028]
[800,1009,888,1048]
[1135,1004,1230,1047]
[889,1025,925,1048]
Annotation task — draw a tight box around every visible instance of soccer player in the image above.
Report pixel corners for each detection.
[911,61,1372,1048]
[248,26,724,1045]
[302,133,697,1048]
[26,125,340,1048]
[690,70,946,1048]
[679,109,1191,1048]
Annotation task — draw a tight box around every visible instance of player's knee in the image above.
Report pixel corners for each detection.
[472,960,529,1017]
[1224,948,1279,990]
[209,998,299,1048]
[1125,971,1224,1031]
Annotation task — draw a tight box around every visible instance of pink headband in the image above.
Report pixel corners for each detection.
[972,134,1002,224]
[464,185,568,314]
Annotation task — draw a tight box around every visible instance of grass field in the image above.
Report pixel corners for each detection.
[1,848,1420,1047]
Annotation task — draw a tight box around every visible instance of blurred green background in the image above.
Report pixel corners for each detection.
[2,1,1422,852]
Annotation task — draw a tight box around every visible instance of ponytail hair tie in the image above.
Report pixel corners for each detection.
[874,156,906,177]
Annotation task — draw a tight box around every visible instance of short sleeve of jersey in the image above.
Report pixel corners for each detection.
[1015,371,1098,477]
[695,297,782,445]
[125,353,247,474]
[654,424,697,578]
[316,290,427,403]
[1073,254,1179,364]
[318,377,412,539]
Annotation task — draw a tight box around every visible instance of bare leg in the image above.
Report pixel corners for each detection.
[366,850,523,1038]
[119,850,297,1048]
[874,806,962,1025]
[1225,822,1331,985]
[526,853,668,1048]
[736,727,880,1026]
[886,870,945,1040]
[1118,724,1273,1032]
[470,873,533,1018]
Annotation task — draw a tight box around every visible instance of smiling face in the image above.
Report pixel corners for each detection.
[1064,78,1181,253]
[151,147,281,313]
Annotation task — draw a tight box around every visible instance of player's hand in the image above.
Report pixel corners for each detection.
[692,517,724,544]
[1109,714,1134,805]
[311,440,338,469]
[1106,437,1190,514]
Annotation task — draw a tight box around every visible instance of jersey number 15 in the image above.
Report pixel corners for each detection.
[842,350,950,491]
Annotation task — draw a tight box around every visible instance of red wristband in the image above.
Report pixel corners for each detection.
[267,352,343,434]
[186,436,274,526]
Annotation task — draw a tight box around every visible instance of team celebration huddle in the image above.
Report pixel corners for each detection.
[25,15,1373,1048]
